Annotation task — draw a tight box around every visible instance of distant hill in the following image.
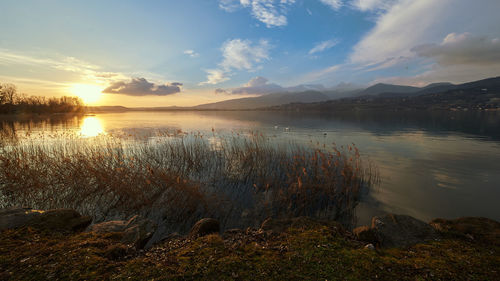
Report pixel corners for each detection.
[194,90,330,110]
[86,106,129,113]
[265,76,500,112]
[357,83,420,97]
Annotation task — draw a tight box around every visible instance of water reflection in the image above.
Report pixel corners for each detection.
[79,116,105,137]
[1,110,499,225]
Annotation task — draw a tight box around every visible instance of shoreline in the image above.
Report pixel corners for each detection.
[1,208,499,280]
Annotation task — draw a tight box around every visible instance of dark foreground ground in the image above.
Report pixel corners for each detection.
[1,216,499,281]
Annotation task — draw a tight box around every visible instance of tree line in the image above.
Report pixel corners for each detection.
[0,83,85,114]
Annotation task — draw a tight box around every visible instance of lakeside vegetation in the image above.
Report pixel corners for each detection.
[0,131,377,234]
[0,83,84,115]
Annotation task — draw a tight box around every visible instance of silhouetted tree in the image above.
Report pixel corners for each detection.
[0,83,18,105]
[0,82,84,114]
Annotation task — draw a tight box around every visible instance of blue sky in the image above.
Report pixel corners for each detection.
[1,0,499,106]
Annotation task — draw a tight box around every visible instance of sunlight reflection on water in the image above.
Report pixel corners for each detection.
[79,116,105,137]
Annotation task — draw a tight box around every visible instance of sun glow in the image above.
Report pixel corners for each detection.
[79,116,105,137]
[70,84,103,104]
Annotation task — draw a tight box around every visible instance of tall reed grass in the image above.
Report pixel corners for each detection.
[0,130,378,233]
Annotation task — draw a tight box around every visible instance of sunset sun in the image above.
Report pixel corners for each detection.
[70,84,103,104]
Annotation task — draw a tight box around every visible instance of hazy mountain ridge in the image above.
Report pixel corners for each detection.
[194,90,330,110]
[265,76,500,112]
[87,77,500,112]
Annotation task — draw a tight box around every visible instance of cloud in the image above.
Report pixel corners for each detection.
[319,0,342,10]
[0,48,129,87]
[349,0,500,69]
[297,64,342,84]
[202,69,230,85]
[103,78,182,96]
[369,33,500,86]
[201,39,272,85]
[216,76,326,95]
[183,49,199,58]
[225,76,283,94]
[309,39,339,55]
[218,0,242,12]
[350,0,397,11]
[220,39,270,70]
[218,0,296,28]
[412,33,500,66]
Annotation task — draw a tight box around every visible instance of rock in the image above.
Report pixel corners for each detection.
[88,215,157,249]
[0,207,91,232]
[87,220,128,233]
[121,216,157,249]
[429,217,500,245]
[353,226,377,243]
[32,209,92,232]
[364,243,375,250]
[189,218,220,238]
[0,208,43,230]
[371,214,439,248]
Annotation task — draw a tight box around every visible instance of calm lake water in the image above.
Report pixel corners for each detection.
[2,110,500,225]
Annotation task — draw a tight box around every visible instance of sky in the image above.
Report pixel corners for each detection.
[1,0,499,106]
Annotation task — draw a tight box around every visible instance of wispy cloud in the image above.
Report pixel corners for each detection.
[0,49,183,98]
[309,39,339,55]
[0,48,126,84]
[183,49,199,58]
[349,0,500,71]
[319,0,343,10]
[350,0,397,11]
[203,69,230,85]
[201,38,272,85]
[218,0,296,28]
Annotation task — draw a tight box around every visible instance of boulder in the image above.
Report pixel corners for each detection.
[88,215,157,249]
[371,214,439,248]
[430,217,500,245]
[0,207,91,232]
[189,218,220,238]
[0,207,43,230]
[121,216,157,249]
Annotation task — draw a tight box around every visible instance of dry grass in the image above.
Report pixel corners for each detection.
[0,130,378,232]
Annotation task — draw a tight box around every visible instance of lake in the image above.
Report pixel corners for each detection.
[1,110,500,226]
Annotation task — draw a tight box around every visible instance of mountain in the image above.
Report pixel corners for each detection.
[194,91,330,110]
[265,76,500,112]
[86,106,129,112]
[357,83,421,97]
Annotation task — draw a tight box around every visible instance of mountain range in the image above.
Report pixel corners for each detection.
[87,76,500,112]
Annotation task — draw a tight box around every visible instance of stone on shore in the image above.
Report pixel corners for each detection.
[189,218,220,238]
[87,215,157,249]
[371,214,439,248]
[0,207,91,232]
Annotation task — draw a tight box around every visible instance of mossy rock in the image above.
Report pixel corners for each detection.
[0,207,91,232]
